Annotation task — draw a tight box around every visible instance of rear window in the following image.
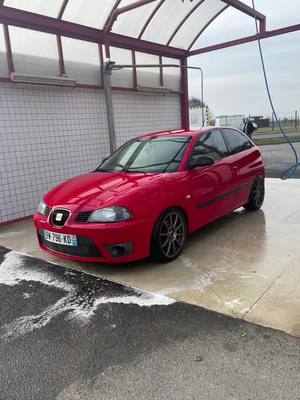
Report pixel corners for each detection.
[222,129,253,154]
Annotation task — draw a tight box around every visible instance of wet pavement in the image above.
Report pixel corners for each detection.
[1,179,299,337]
[260,142,300,178]
[0,246,299,400]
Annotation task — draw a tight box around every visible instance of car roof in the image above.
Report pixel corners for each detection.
[138,127,215,139]
[136,126,244,141]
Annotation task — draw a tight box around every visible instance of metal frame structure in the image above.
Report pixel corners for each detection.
[0,0,299,142]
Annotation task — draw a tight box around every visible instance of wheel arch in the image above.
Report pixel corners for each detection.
[150,205,189,262]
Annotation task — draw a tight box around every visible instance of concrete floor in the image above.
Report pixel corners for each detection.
[1,178,299,337]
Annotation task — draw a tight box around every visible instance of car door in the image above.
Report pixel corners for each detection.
[222,128,263,206]
[185,130,237,233]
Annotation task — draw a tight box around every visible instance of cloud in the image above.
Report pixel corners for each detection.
[188,1,300,116]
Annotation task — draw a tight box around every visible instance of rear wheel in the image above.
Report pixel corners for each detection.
[243,175,265,211]
[151,208,187,262]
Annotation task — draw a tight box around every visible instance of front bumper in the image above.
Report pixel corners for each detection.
[34,212,152,264]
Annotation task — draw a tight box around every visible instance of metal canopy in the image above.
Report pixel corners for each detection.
[0,0,266,57]
[0,0,299,141]
[0,0,299,58]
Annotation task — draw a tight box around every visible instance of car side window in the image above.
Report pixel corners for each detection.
[190,130,228,164]
[222,129,253,155]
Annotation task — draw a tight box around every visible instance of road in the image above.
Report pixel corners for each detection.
[260,142,300,178]
[0,246,299,400]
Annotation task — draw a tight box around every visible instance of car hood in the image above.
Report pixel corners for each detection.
[44,172,161,210]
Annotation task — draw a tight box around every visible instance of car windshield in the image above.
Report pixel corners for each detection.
[96,136,190,174]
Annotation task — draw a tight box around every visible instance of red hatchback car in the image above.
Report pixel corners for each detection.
[34,128,265,264]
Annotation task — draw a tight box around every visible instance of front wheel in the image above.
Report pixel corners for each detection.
[243,175,265,211]
[151,208,187,262]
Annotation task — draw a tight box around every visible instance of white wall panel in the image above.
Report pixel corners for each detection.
[113,92,181,147]
[0,83,110,223]
[0,84,182,223]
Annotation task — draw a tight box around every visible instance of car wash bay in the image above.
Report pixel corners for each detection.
[0,1,300,398]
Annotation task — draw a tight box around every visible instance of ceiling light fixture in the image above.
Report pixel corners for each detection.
[10,72,77,87]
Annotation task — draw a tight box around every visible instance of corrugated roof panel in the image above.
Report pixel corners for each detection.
[4,0,63,18]
[62,0,116,29]
[141,0,203,45]
[112,0,158,38]
[170,0,226,49]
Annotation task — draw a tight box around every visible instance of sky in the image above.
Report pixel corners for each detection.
[188,0,300,118]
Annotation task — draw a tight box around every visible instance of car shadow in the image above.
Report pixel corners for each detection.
[76,209,267,277]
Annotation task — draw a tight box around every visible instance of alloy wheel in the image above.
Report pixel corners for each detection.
[252,175,265,208]
[159,211,186,259]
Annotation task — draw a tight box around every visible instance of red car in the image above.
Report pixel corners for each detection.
[34,128,265,264]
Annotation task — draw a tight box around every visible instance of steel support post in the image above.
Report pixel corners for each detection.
[102,61,117,154]
[180,58,189,130]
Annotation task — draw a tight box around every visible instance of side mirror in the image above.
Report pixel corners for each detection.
[188,156,214,170]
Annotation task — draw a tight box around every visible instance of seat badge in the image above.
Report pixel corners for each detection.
[55,213,63,221]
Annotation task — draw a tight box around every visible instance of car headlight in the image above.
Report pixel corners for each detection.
[88,207,133,223]
[37,200,48,216]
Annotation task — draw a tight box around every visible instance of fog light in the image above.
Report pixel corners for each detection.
[106,242,134,258]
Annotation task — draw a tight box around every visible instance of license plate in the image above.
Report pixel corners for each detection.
[43,230,77,247]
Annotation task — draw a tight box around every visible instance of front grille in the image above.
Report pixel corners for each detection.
[50,209,70,227]
[76,211,92,223]
[44,205,51,217]
[39,231,102,258]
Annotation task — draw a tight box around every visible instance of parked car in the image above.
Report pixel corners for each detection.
[34,127,265,264]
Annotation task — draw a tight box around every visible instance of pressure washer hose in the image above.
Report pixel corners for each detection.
[251,0,300,179]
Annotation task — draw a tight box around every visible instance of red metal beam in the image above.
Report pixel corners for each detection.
[56,35,65,75]
[3,24,14,73]
[167,0,205,46]
[58,0,69,20]
[98,43,104,86]
[103,0,122,31]
[0,6,186,58]
[180,58,189,130]
[105,0,157,32]
[108,32,186,58]
[221,0,265,22]
[222,0,266,33]
[159,55,163,86]
[188,5,229,51]
[138,0,165,39]
[189,23,300,56]
[132,50,137,89]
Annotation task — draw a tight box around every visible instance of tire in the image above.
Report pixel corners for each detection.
[243,175,265,211]
[151,208,187,263]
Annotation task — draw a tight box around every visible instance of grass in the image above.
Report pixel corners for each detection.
[256,126,299,134]
[254,136,300,146]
